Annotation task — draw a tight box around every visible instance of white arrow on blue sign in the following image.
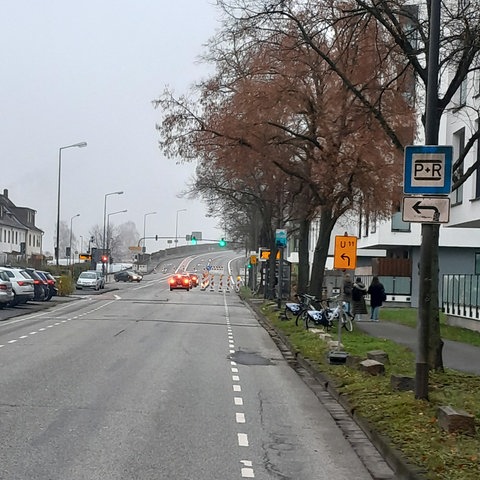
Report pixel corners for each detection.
[404,145,453,195]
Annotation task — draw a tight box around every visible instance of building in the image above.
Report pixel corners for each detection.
[0,189,43,265]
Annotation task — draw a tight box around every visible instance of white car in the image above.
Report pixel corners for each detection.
[0,271,14,308]
[0,266,35,306]
[76,271,103,291]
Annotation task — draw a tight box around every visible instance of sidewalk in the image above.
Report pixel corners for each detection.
[355,320,480,375]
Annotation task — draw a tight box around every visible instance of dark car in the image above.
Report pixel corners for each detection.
[186,272,199,287]
[168,273,191,291]
[38,271,58,300]
[114,270,143,282]
[25,268,48,302]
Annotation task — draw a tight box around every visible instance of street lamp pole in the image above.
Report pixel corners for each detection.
[143,211,157,253]
[56,142,87,266]
[175,209,187,247]
[69,213,80,266]
[107,209,128,260]
[102,191,124,275]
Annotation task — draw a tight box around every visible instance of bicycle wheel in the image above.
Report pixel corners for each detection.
[284,306,293,320]
[341,312,354,332]
[295,309,305,327]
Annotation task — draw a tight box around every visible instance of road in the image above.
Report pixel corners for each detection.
[0,252,376,480]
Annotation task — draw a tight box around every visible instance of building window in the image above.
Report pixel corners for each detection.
[391,212,411,232]
[452,128,465,205]
[475,253,480,275]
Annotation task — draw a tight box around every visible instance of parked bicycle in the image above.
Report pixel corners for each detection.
[300,295,354,332]
[284,293,321,326]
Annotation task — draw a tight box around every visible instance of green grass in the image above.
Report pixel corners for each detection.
[381,308,480,347]
[259,303,480,480]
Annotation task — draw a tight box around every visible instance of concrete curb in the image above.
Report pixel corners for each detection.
[243,298,427,480]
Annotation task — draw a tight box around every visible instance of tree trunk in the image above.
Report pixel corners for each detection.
[309,207,337,298]
[297,218,310,294]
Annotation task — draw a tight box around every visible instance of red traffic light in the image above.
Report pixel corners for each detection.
[101,255,108,263]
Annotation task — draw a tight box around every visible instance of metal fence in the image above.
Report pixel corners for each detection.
[442,274,480,319]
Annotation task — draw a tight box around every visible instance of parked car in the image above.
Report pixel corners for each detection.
[25,268,49,301]
[37,270,58,300]
[76,271,103,291]
[97,271,105,289]
[114,270,143,282]
[168,273,191,291]
[0,271,14,308]
[0,266,35,306]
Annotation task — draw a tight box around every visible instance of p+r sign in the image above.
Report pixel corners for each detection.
[404,145,453,195]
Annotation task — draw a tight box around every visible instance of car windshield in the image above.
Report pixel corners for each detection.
[80,272,97,279]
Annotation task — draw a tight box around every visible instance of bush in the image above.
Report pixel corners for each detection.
[57,275,74,296]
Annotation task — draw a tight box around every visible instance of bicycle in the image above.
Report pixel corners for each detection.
[327,295,354,332]
[284,294,320,326]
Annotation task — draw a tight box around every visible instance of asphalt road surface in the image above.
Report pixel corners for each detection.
[0,252,377,479]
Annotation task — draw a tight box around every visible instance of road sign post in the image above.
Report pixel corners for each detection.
[333,235,357,270]
[404,145,453,195]
[402,196,450,223]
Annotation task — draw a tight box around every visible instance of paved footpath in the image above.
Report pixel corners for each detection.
[355,320,480,375]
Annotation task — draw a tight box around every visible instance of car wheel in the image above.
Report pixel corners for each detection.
[170,288,173,291]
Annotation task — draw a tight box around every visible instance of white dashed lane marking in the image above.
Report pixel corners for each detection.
[0,299,116,351]
[224,296,255,478]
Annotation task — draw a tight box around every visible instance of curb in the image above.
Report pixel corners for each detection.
[243,298,426,480]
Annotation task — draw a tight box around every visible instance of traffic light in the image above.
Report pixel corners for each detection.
[101,255,108,263]
[191,236,197,245]
[219,238,226,247]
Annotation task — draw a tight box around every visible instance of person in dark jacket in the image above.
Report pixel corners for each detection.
[352,277,368,321]
[367,276,386,321]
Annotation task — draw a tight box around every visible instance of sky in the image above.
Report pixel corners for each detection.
[1,0,224,253]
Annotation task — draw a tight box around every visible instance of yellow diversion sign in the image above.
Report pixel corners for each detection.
[333,235,357,270]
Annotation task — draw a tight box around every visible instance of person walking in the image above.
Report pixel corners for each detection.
[352,277,368,321]
[368,276,386,321]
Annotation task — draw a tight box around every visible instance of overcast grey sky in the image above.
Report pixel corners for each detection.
[1,0,223,253]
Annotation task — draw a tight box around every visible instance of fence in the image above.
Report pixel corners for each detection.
[442,274,480,320]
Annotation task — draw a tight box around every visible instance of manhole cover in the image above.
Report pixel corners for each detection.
[229,350,273,366]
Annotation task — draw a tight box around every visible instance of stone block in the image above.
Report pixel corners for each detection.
[328,340,344,350]
[359,359,385,376]
[345,355,363,368]
[367,349,390,364]
[437,405,476,435]
[390,374,414,391]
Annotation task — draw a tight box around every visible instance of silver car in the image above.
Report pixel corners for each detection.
[76,271,103,291]
[0,266,35,306]
[0,271,14,308]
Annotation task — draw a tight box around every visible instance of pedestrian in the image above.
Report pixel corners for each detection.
[342,273,353,315]
[368,276,386,321]
[351,277,368,321]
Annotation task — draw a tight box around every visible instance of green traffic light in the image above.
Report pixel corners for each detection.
[191,236,197,245]
[219,238,226,247]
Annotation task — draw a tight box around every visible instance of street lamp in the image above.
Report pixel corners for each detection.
[175,209,187,247]
[69,213,80,266]
[143,211,157,253]
[102,191,124,256]
[107,209,128,259]
[56,142,87,265]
